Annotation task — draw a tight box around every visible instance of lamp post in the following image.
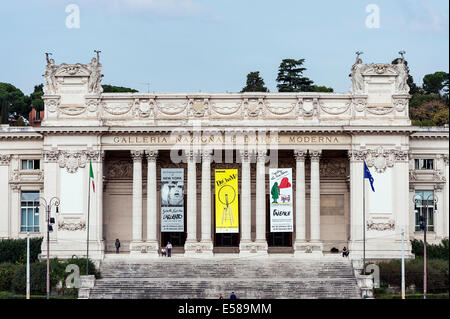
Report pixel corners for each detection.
[413,193,438,300]
[37,196,60,300]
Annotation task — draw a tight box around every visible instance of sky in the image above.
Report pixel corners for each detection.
[0,0,448,95]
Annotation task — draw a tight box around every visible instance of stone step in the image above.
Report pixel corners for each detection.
[89,258,362,299]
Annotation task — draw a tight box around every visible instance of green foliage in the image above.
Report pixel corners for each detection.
[410,99,449,126]
[11,261,51,294]
[0,263,18,291]
[0,238,43,264]
[4,257,100,296]
[378,258,449,293]
[64,256,101,278]
[423,72,449,95]
[102,84,138,93]
[241,71,268,93]
[411,239,449,260]
[311,85,333,93]
[0,82,30,118]
[29,84,44,112]
[276,59,314,92]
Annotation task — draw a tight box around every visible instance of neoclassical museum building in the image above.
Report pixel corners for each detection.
[0,54,448,261]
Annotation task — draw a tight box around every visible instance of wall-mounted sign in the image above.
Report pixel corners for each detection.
[269,168,293,232]
[161,168,184,232]
[215,169,239,233]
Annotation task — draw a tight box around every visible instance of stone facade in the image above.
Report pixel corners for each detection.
[0,54,448,260]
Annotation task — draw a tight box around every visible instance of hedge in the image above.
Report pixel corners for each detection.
[411,239,449,260]
[1,257,100,295]
[378,258,449,293]
[0,238,43,264]
[0,263,18,291]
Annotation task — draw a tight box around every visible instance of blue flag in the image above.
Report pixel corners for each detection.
[364,161,375,192]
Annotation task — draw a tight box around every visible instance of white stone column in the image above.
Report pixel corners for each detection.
[255,150,268,254]
[0,155,11,238]
[145,150,159,255]
[239,150,252,255]
[394,151,412,255]
[184,150,199,255]
[348,150,365,257]
[200,149,213,255]
[130,150,144,253]
[444,155,449,238]
[294,150,307,254]
[95,151,105,257]
[309,150,323,254]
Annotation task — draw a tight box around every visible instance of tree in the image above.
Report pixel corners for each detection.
[410,99,449,126]
[102,84,138,93]
[422,72,449,95]
[29,84,44,112]
[311,85,334,93]
[0,83,30,119]
[241,72,268,93]
[1,99,8,124]
[276,59,314,92]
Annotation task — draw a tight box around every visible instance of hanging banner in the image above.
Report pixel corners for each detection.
[215,169,239,233]
[269,168,293,232]
[161,168,184,232]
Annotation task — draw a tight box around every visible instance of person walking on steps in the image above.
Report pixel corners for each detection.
[115,238,121,254]
[166,241,172,257]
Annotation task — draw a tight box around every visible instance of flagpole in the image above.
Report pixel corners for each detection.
[363,175,366,275]
[86,169,91,275]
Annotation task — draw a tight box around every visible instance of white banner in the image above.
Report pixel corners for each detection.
[269,168,293,232]
[161,168,184,232]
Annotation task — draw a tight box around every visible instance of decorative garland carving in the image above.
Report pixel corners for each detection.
[367,219,395,231]
[58,220,86,231]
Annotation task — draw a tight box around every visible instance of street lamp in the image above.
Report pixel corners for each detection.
[36,196,60,300]
[413,193,438,300]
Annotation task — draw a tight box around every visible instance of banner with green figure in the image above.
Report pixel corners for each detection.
[269,168,293,232]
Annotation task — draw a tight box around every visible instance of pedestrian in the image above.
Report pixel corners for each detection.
[342,246,349,257]
[115,238,121,254]
[230,292,237,299]
[218,293,224,299]
[166,241,172,257]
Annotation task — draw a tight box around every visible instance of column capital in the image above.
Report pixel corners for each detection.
[201,149,213,161]
[130,150,144,162]
[43,149,59,163]
[145,150,159,162]
[186,149,199,162]
[238,149,253,162]
[309,150,322,161]
[256,150,267,162]
[0,154,11,166]
[294,150,307,162]
[348,150,367,162]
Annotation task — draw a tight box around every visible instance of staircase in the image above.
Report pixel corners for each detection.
[89,256,362,299]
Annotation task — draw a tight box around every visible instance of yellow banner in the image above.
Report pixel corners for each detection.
[215,169,239,233]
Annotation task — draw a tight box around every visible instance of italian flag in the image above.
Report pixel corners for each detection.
[89,160,95,192]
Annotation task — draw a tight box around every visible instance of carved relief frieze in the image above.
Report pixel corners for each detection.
[102,101,133,116]
[44,97,61,113]
[243,98,265,119]
[189,98,209,118]
[0,154,11,165]
[132,98,155,118]
[105,160,133,179]
[58,219,86,231]
[320,158,349,178]
[58,151,88,173]
[367,218,395,231]
[319,101,351,115]
[365,147,395,173]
